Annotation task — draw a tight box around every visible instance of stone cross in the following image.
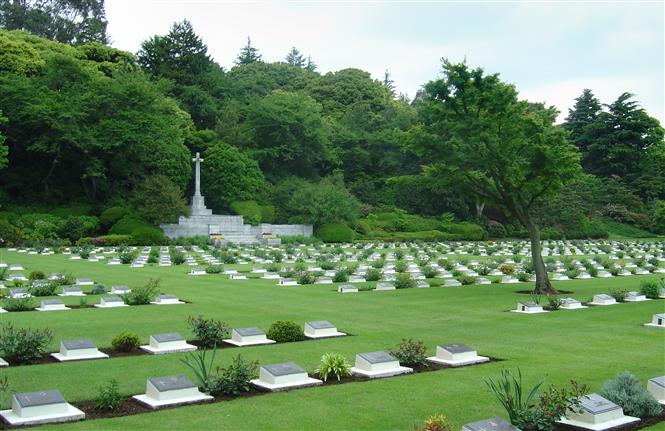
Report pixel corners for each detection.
[192,152,204,197]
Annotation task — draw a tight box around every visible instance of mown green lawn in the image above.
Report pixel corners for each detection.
[1,249,664,430]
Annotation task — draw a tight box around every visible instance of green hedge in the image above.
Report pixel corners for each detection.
[77,234,132,246]
[108,215,165,245]
[440,222,487,241]
[100,206,130,228]
[370,230,457,242]
[316,223,355,242]
[230,201,261,225]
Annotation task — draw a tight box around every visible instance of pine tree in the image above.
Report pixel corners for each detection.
[304,55,317,72]
[285,46,305,67]
[235,36,262,65]
[383,69,396,97]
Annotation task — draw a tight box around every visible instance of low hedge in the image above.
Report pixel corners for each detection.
[316,223,355,243]
[230,201,261,225]
[77,234,132,247]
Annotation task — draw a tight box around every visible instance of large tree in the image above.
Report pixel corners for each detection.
[0,0,108,44]
[412,60,580,294]
[285,46,305,68]
[235,36,261,65]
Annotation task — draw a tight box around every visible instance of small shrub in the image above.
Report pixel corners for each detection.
[119,250,136,264]
[499,264,515,275]
[2,297,35,312]
[600,371,662,418]
[390,338,427,367]
[95,379,122,411]
[211,354,259,396]
[316,352,352,382]
[414,414,453,431]
[0,323,53,364]
[122,278,160,305]
[316,223,355,243]
[267,320,304,342]
[333,269,349,283]
[639,280,660,299]
[205,264,223,274]
[90,284,106,295]
[188,315,229,348]
[111,332,140,352]
[395,273,416,289]
[296,272,315,285]
[547,296,561,311]
[28,271,45,281]
[395,260,408,273]
[459,275,476,285]
[181,347,217,393]
[517,272,530,282]
[30,282,57,297]
[365,268,381,282]
[422,266,438,279]
[170,250,186,265]
[609,289,628,302]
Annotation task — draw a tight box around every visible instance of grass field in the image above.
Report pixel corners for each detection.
[1,248,664,430]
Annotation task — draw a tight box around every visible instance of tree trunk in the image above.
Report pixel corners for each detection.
[522,213,556,295]
[476,201,485,218]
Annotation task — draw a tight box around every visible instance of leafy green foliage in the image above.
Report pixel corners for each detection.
[288,174,361,226]
[600,372,662,418]
[395,273,416,289]
[181,346,217,394]
[0,322,53,364]
[230,201,262,225]
[316,223,355,243]
[315,352,352,382]
[485,369,544,425]
[122,278,160,305]
[389,339,427,367]
[414,414,453,431]
[266,320,304,342]
[95,379,122,411]
[1,296,35,311]
[111,332,140,352]
[210,354,258,396]
[132,174,189,225]
[188,315,229,348]
[639,280,660,299]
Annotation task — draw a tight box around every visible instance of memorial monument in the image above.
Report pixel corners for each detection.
[160,153,312,243]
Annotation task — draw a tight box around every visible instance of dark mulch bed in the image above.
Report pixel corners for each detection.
[74,399,151,420]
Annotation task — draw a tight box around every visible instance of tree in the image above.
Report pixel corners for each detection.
[0,110,7,170]
[0,0,108,44]
[584,93,664,182]
[235,36,261,65]
[241,89,337,179]
[383,69,396,97]
[564,89,601,157]
[304,55,317,72]
[132,174,189,224]
[201,141,265,210]
[412,60,580,294]
[285,46,305,67]
[287,173,361,226]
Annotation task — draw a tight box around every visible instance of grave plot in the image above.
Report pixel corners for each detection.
[426,343,489,367]
[36,299,70,311]
[463,417,520,431]
[94,295,128,308]
[351,351,413,378]
[0,389,85,426]
[140,333,197,355]
[133,375,212,408]
[224,327,276,347]
[150,294,184,305]
[251,362,322,391]
[511,301,548,314]
[51,339,109,362]
[644,313,665,328]
[647,376,665,405]
[588,294,617,306]
[557,393,639,430]
[303,320,346,339]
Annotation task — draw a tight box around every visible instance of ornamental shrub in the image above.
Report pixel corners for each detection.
[28,271,45,281]
[267,320,304,342]
[100,206,130,229]
[639,280,660,299]
[188,315,229,348]
[111,332,140,352]
[316,223,355,243]
[414,414,453,431]
[316,352,352,382]
[601,372,661,418]
[130,226,165,245]
[395,273,416,289]
[365,268,381,282]
[390,338,427,367]
[0,322,53,364]
[230,201,262,225]
[210,354,258,396]
[2,296,35,311]
[95,379,122,411]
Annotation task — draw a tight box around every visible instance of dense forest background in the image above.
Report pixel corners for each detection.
[0,0,663,245]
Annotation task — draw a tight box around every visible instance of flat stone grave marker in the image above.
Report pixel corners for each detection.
[151,294,184,305]
[278,278,299,286]
[512,301,547,314]
[0,389,85,426]
[560,297,587,310]
[52,339,108,362]
[338,284,358,293]
[304,320,345,339]
[224,327,276,347]
[427,343,489,366]
[645,313,665,328]
[76,278,93,286]
[351,351,413,378]
[251,362,322,391]
[647,376,665,404]
[133,375,212,408]
[110,286,130,294]
[95,295,128,308]
[558,393,639,430]
[375,282,395,291]
[59,286,84,297]
[625,291,648,302]
[463,417,520,431]
[589,294,617,306]
[36,299,69,312]
[140,332,196,355]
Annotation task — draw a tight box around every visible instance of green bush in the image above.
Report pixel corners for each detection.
[390,338,427,367]
[95,379,122,411]
[0,322,53,364]
[170,249,186,265]
[1,297,35,311]
[639,280,661,299]
[111,332,140,352]
[395,273,416,289]
[58,215,99,242]
[30,282,57,297]
[315,352,352,382]
[267,320,304,342]
[333,268,349,282]
[188,315,229,348]
[230,201,262,225]
[540,227,565,240]
[316,223,355,243]
[76,234,133,247]
[28,271,45,281]
[100,206,130,229]
[90,284,106,295]
[487,221,507,238]
[296,272,315,285]
[210,354,259,396]
[600,371,661,418]
[459,275,477,285]
[130,226,165,245]
[365,268,381,282]
[440,222,487,241]
[122,278,159,305]
[119,250,137,264]
[205,265,223,274]
[414,414,453,431]
[259,204,276,223]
